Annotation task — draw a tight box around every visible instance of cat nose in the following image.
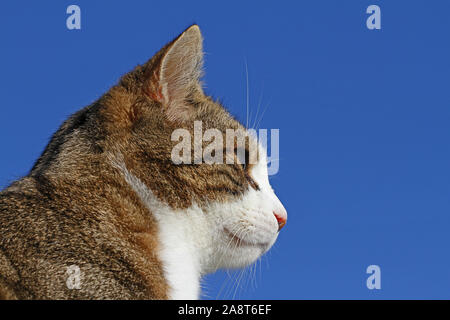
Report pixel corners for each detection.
[273,209,287,231]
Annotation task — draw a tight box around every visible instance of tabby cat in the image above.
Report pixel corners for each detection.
[0,25,287,300]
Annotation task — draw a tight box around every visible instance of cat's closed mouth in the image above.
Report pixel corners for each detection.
[223,227,270,249]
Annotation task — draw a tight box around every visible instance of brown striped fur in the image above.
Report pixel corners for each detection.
[0,25,258,299]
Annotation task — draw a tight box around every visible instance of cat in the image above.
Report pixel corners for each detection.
[0,25,287,300]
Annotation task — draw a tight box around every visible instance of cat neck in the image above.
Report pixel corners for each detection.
[112,156,214,299]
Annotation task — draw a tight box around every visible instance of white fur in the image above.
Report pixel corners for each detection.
[112,143,286,299]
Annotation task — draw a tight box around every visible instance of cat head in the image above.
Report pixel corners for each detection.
[103,25,287,272]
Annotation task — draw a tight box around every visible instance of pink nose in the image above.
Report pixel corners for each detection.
[274,210,287,231]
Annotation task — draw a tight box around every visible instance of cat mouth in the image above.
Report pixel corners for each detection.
[223,227,268,249]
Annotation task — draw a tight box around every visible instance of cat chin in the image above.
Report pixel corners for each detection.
[219,245,268,269]
[212,233,278,270]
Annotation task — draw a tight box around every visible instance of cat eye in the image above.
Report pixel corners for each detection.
[233,148,259,190]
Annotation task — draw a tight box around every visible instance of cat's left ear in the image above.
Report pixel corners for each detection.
[144,25,204,122]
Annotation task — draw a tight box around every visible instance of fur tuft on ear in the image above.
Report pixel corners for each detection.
[144,25,204,122]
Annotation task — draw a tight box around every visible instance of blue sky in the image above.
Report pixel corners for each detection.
[1,1,449,299]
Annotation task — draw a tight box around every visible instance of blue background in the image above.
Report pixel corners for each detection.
[1,1,449,299]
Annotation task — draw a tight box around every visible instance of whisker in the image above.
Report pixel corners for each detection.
[254,96,273,131]
[251,82,265,130]
[228,227,249,299]
[244,58,250,129]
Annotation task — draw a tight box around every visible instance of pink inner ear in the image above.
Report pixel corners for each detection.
[143,68,167,104]
[148,85,164,103]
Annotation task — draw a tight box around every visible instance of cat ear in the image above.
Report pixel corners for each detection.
[144,25,204,122]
